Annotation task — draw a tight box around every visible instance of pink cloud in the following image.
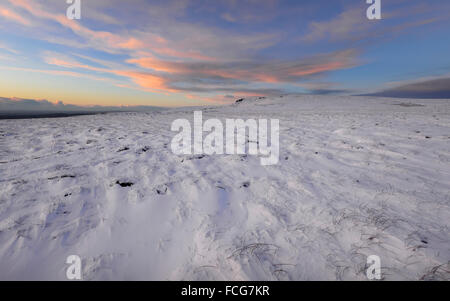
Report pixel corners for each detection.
[0,5,31,26]
[127,52,355,85]
[114,70,173,93]
[43,54,174,93]
[5,0,363,100]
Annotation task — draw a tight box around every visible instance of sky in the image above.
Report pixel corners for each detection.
[0,0,449,108]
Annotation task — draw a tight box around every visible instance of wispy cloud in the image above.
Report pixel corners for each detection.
[43,47,359,95]
[2,0,361,99]
[0,42,19,54]
[366,76,450,99]
[301,7,369,42]
[0,96,164,113]
[0,5,31,26]
[300,2,448,43]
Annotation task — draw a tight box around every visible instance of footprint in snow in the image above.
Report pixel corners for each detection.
[155,185,168,195]
[241,181,250,188]
[117,146,130,152]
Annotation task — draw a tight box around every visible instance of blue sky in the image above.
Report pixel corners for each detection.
[0,0,449,107]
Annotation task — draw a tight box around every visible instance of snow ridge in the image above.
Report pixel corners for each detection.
[0,95,449,280]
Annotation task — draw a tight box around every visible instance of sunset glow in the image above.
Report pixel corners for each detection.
[0,0,449,107]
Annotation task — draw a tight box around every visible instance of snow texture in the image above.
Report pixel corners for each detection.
[0,95,449,280]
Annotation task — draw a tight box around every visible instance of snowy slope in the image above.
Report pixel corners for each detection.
[0,95,449,280]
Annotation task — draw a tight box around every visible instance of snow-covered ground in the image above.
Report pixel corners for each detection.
[0,95,449,280]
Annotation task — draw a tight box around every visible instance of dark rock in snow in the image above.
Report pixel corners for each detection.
[116,181,134,187]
